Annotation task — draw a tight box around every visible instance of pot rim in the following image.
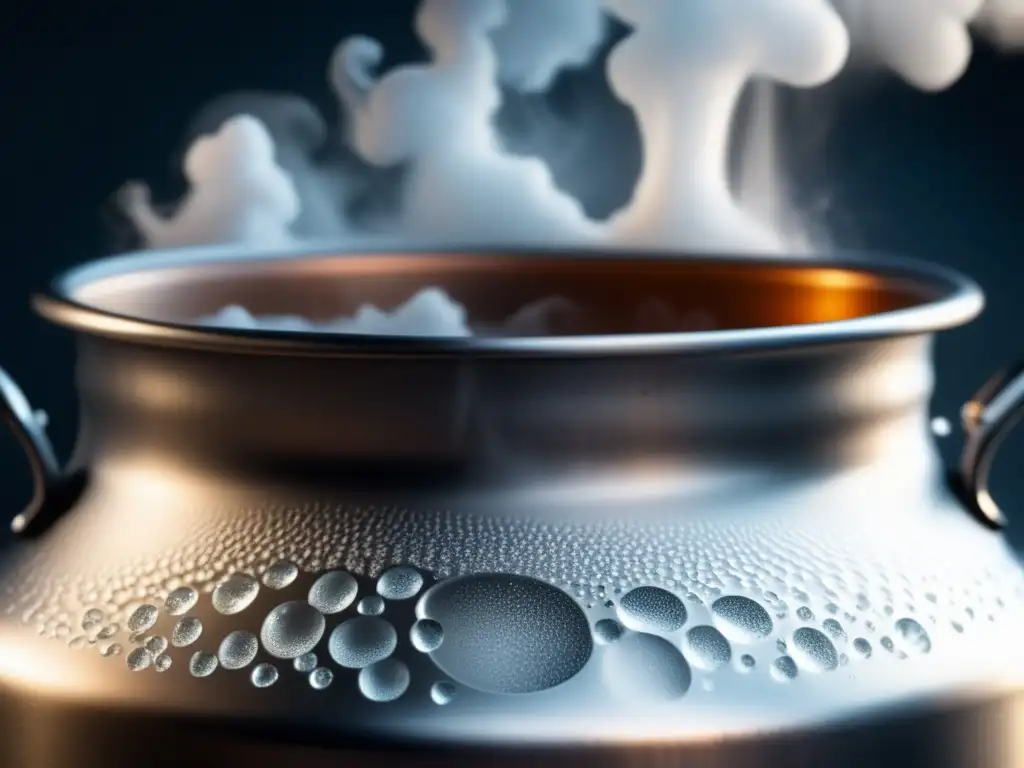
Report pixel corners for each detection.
[33,240,985,359]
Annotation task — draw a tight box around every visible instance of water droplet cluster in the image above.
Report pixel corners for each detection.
[3,497,1023,716]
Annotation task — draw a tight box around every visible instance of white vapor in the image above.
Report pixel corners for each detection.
[491,0,607,92]
[975,0,1024,49]
[122,115,300,249]
[602,0,850,253]
[117,0,1023,335]
[331,0,597,246]
[832,0,986,91]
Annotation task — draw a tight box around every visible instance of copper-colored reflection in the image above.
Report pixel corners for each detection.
[71,252,940,335]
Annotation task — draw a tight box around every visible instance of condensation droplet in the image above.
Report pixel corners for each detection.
[796,606,814,621]
[251,663,279,688]
[791,627,839,672]
[377,566,424,600]
[309,667,334,690]
[189,651,219,678]
[260,601,326,659]
[212,573,260,616]
[154,654,172,672]
[602,631,692,702]
[739,654,756,672]
[262,560,299,590]
[127,604,159,633]
[97,624,119,640]
[417,574,592,695]
[145,635,168,655]
[308,571,358,615]
[853,638,872,658]
[685,625,732,671]
[358,596,385,616]
[165,587,199,616]
[81,608,104,631]
[68,636,87,650]
[358,658,410,702]
[126,647,153,671]
[431,681,457,705]
[823,618,847,642]
[711,596,773,643]
[771,656,799,682]
[328,616,397,669]
[218,630,259,670]
[594,618,624,645]
[294,653,318,673]
[410,619,444,652]
[894,618,932,655]
[100,642,122,657]
[172,617,203,647]
[617,587,688,634]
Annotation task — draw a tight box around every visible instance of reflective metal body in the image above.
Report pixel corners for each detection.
[1,245,1023,767]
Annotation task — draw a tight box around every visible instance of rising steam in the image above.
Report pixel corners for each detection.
[120,0,1020,332]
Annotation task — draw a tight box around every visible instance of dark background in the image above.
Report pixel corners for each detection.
[1,3,1023,544]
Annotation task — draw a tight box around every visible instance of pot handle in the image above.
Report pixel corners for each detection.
[953,361,1024,530]
[0,367,86,536]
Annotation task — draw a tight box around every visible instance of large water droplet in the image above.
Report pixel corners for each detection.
[171,617,203,647]
[262,560,299,590]
[145,635,168,655]
[126,647,153,671]
[81,608,104,631]
[154,654,172,672]
[218,630,259,670]
[328,616,398,669]
[410,619,444,652]
[309,667,334,690]
[894,618,932,655]
[602,631,692,702]
[308,571,358,615]
[212,574,260,615]
[358,658,410,702]
[358,596,385,616]
[294,653,318,673]
[431,681,457,705]
[791,627,839,672]
[617,587,687,633]
[189,651,218,678]
[594,619,624,645]
[685,625,732,671]
[771,656,798,682]
[127,604,159,633]
[711,596,773,643]
[251,663,279,688]
[377,566,424,600]
[853,638,872,658]
[165,587,198,616]
[260,601,326,659]
[417,574,592,695]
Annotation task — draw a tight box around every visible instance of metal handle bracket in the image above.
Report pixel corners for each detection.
[953,361,1024,530]
[0,367,85,536]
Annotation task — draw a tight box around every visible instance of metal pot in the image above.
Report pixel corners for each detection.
[1,245,1023,768]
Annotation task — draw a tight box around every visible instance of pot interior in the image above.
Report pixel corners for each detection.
[61,249,950,336]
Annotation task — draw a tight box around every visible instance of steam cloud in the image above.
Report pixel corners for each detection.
[119,0,1021,333]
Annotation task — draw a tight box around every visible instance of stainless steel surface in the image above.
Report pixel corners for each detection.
[1,245,1022,767]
